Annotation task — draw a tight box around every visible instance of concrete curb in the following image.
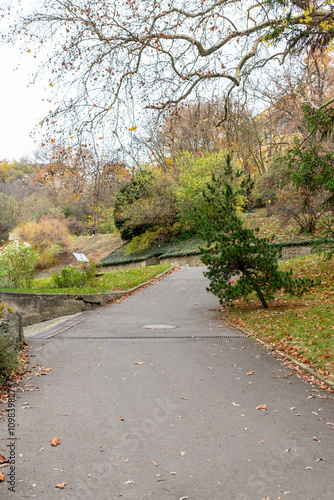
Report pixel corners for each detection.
[223,315,334,391]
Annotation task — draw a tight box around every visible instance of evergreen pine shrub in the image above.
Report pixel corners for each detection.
[196,155,313,308]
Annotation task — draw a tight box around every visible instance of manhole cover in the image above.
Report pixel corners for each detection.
[142,324,177,330]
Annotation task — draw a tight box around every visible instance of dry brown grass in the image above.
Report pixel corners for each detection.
[36,233,122,277]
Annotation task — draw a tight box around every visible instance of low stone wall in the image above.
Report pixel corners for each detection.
[159,254,204,267]
[159,245,312,266]
[103,244,314,270]
[280,244,312,261]
[0,291,126,327]
[101,261,144,272]
[0,308,24,345]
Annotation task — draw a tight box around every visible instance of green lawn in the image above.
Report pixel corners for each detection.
[0,264,171,295]
[227,254,334,381]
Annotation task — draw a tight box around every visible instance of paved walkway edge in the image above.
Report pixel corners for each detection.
[223,316,334,391]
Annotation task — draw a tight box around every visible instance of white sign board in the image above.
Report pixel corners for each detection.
[8,233,19,241]
[73,252,89,262]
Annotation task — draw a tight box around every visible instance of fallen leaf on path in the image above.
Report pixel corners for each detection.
[56,482,67,489]
[170,472,177,475]
[38,446,44,453]
[0,472,5,482]
[231,402,240,407]
[305,466,313,470]
[152,461,159,467]
[43,368,52,372]
[59,414,67,416]
[120,416,124,421]
[0,454,7,463]
[134,362,144,365]
[175,451,186,457]
[51,438,60,447]
[256,404,267,411]
[246,371,254,375]
[124,480,134,484]
[179,396,188,400]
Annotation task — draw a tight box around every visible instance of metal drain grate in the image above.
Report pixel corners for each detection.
[29,335,247,340]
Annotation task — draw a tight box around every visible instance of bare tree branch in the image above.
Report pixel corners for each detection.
[3,0,334,143]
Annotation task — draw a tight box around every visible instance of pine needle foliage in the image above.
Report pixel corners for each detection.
[196,154,313,308]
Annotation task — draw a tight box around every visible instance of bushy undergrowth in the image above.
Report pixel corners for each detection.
[51,259,98,288]
[0,240,39,288]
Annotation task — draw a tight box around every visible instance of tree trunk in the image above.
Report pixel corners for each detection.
[256,289,268,308]
[265,199,273,217]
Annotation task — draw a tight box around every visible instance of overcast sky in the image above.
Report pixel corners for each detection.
[0,43,49,161]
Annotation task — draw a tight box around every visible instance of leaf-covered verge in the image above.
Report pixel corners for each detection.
[0,265,171,295]
[227,254,334,381]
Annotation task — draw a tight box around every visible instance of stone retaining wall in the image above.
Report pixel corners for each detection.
[0,290,126,327]
[280,244,312,261]
[103,244,313,270]
[159,254,204,267]
[0,308,24,345]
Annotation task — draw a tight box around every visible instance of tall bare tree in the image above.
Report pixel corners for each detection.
[3,0,334,144]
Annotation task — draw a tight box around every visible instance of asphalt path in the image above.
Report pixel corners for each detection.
[0,267,333,500]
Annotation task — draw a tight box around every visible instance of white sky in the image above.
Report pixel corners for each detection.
[0,43,49,161]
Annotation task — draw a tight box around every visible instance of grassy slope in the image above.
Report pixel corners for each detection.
[2,264,171,295]
[227,254,334,380]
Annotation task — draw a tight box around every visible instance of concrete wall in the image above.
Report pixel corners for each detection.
[0,290,126,327]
